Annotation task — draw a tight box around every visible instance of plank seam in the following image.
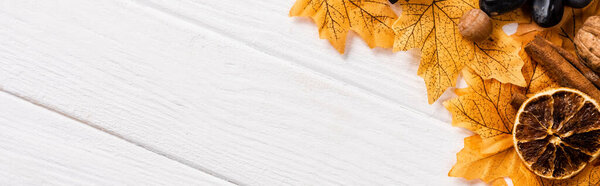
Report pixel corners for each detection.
[0,89,242,186]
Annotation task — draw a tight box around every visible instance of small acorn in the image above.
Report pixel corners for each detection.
[459,9,493,42]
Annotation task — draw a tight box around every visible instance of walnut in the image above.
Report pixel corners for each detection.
[458,9,493,42]
[575,16,600,73]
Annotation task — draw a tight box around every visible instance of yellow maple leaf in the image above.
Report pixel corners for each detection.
[393,0,528,104]
[446,56,600,184]
[290,0,398,53]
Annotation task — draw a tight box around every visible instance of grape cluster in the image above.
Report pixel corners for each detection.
[480,0,593,27]
[388,0,593,28]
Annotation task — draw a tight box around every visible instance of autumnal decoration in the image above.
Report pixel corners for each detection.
[289,0,398,54]
[459,9,493,42]
[393,0,527,104]
[525,37,600,99]
[445,59,560,185]
[479,0,591,27]
[514,88,600,179]
[447,32,600,185]
[447,15,600,185]
[445,66,600,185]
[514,0,600,54]
[290,0,600,184]
[575,16,600,73]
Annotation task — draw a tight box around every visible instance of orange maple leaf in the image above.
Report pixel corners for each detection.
[393,0,528,104]
[290,0,398,53]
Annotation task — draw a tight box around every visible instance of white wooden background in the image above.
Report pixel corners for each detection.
[0,0,492,185]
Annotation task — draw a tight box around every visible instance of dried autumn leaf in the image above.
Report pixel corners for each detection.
[446,60,600,184]
[444,58,555,147]
[290,0,398,53]
[449,135,526,184]
[452,135,600,185]
[393,0,527,104]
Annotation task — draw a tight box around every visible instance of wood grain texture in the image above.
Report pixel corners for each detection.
[0,92,233,185]
[0,0,484,185]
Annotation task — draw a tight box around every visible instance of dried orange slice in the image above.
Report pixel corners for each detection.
[514,88,600,179]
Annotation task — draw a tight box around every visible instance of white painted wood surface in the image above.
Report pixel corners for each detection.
[0,91,233,185]
[0,0,487,185]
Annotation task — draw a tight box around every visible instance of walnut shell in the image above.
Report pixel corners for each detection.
[575,16,600,73]
[458,9,492,42]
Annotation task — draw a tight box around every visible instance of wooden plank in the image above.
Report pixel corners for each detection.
[0,0,478,185]
[133,0,455,121]
[0,92,233,185]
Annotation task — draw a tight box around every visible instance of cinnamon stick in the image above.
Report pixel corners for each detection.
[551,43,600,89]
[525,37,600,100]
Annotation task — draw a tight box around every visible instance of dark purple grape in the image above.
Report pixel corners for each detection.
[389,0,398,4]
[532,0,564,28]
[564,0,592,8]
[480,0,527,16]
